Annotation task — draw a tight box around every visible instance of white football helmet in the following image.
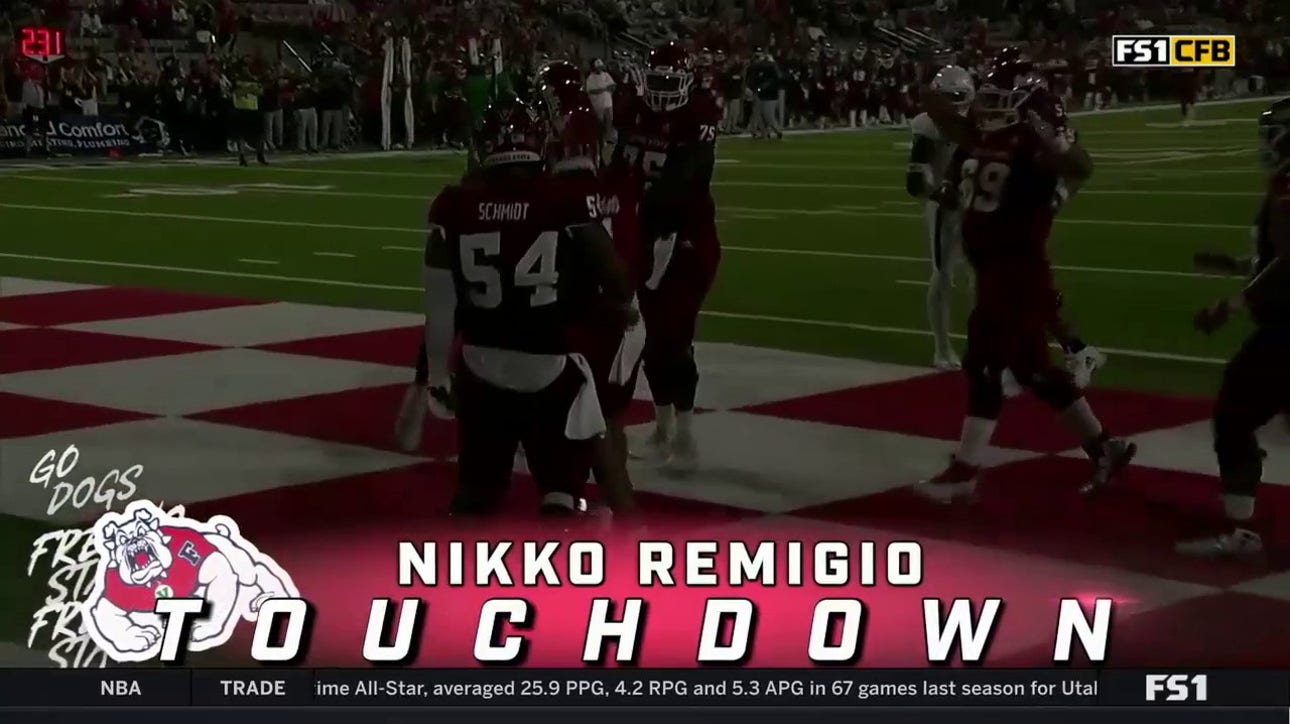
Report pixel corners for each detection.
[930,64,975,114]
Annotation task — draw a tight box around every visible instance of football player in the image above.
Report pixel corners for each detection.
[419,98,635,517]
[1180,98,1290,557]
[907,64,975,370]
[615,41,723,471]
[917,63,1137,500]
[1011,67,1106,389]
[547,84,649,516]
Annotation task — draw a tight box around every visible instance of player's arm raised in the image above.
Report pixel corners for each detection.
[1028,111,1093,184]
[920,85,976,148]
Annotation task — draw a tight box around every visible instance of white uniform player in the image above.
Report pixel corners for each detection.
[906,65,974,370]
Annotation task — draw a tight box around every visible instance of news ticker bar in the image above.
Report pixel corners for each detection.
[0,669,1285,708]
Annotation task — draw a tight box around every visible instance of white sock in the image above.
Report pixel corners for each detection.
[1059,398,1104,442]
[955,416,996,467]
[926,269,951,358]
[676,410,694,437]
[1223,494,1255,522]
[654,405,675,436]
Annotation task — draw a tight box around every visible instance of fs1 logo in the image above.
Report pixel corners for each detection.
[1112,36,1235,67]
[1145,674,1208,702]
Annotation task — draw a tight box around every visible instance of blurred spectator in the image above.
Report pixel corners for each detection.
[80,4,109,38]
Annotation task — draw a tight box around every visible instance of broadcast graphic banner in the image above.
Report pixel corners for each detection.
[0,668,1285,708]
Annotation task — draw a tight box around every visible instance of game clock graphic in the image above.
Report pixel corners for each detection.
[18,27,65,64]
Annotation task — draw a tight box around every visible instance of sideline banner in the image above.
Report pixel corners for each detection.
[0,114,168,157]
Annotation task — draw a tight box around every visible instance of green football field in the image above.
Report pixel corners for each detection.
[0,98,1270,401]
[0,96,1280,664]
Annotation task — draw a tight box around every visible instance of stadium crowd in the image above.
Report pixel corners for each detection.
[1,0,1288,156]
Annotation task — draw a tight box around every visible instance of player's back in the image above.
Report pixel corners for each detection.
[431,175,597,355]
[957,123,1058,264]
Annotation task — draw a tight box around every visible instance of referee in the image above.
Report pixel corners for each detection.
[232,73,267,166]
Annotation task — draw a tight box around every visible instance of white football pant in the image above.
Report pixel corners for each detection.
[925,200,964,362]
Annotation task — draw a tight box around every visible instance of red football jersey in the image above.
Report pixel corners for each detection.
[600,164,647,288]
[954,123,1061,313]
[429,174,600,355]
[103,527,217,613]
[617,91,721,182]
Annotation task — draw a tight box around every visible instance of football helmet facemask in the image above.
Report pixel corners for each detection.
[640,41,694,112]
[975,62,1039,131]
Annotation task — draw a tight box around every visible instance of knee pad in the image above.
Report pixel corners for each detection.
[966,367,1004,420]
[1028,368,1081,410]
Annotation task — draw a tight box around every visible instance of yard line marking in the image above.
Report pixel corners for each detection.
[238,258,279,265]
[0,252,419,291]
[896,279,927,286]
[7,170,1263,198]
[11,202,1235,279]
[313,251,357,258]
[383,245,422,251]
[701,309,1229,365]
[722,245,1231,278]
[0,203,421,233]
[0,251,1228,366]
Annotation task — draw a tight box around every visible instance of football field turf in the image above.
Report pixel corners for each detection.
[0,99,1271,396]
[4,97,1290,668]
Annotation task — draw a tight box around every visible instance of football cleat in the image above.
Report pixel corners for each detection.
[1066,346,1106,388]
[1079,438,1136,494]
[1175,528,1263,558]
[393,383,427,453]
[933,352,962,371]
[631,426,672,461]
[915,457,979,503]
[669,431,699,473]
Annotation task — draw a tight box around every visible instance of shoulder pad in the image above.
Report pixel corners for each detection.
[428,184,459,225]
[910,113,939,141]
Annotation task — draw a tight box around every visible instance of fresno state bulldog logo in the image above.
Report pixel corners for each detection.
[81,500,298,663]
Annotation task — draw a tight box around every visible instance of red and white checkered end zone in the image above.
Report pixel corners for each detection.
[4,277,1290,667]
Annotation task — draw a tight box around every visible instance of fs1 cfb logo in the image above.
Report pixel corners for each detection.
[1112,36,1235,67]
[1145,674,1208,702]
